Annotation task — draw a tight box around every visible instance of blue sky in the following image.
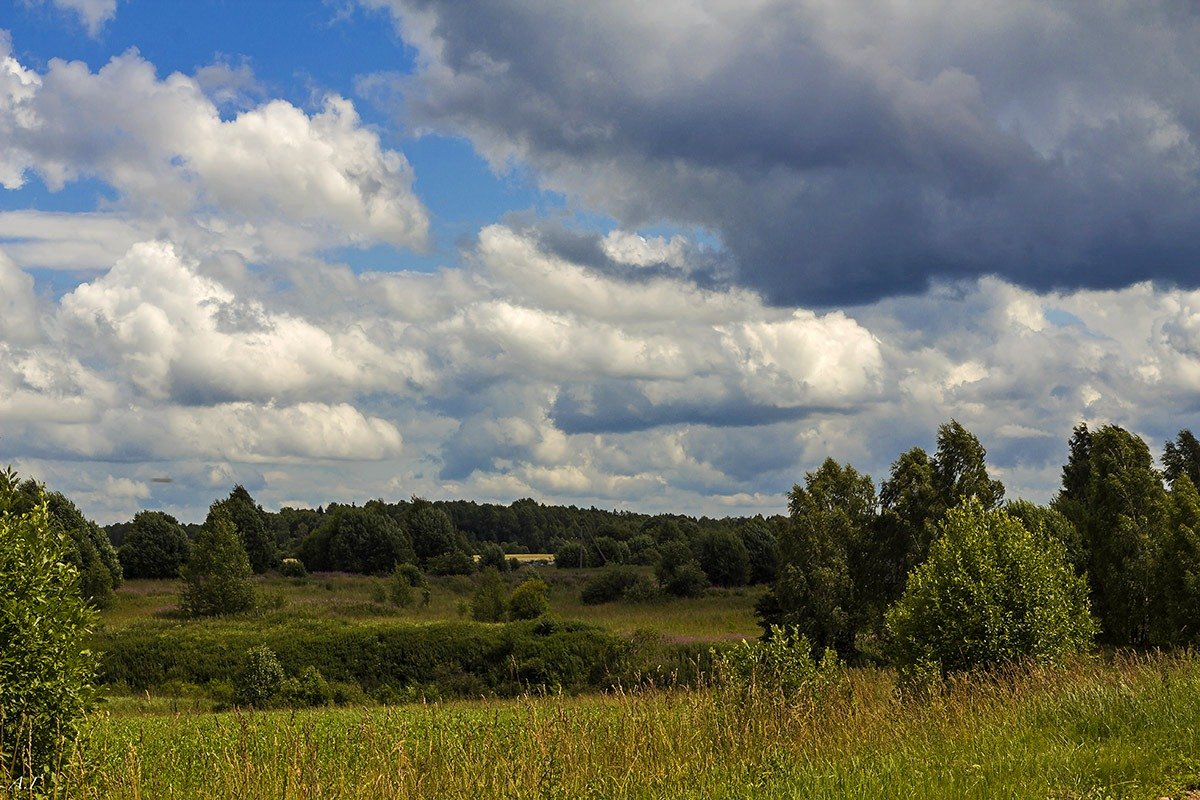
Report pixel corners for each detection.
[2,1,1200,523]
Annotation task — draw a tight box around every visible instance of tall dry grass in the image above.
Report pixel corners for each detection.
[20,651,1200,799]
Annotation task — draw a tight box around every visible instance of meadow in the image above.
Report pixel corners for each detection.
[17,569,1187,798]
[52,651,1200,799]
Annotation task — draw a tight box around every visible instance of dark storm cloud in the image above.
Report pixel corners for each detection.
[375,0,1200,304]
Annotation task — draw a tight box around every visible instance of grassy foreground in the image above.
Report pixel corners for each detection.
[52,651,1200,799]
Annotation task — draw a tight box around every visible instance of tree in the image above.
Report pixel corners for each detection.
[180,508,255,617]
[211,486,275,574]
[234,645,284,708]
[932,420,1005,511]
[762,458,876,656]
[408,499,461,564]
[1057,424,1170,645]
[508,577,550,620]
[1004,500,1086,575]
[299,506,415,575]
[471,567,508,622]
[885,500,1094,681]
[477,542,509,572]
[119,510,190,579]
[869,447,940,619]
[696,528,751,587]
[655,540,708,597]
[738,519,780,584]
[10,482,121,608]
[0,469,96,783]
[1163,429,1200,488]
[1153,474,1200,645]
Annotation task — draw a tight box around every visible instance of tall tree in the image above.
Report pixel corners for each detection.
[869,447,940,618]
[762,458,877,656]
[1163,429,1200,488]
[1153,473,1200,645]
[931,420,1005,511]
[1057,424,1169,645]
[180,508,255,617]
[211,486,275,574]
[119,510,191,579]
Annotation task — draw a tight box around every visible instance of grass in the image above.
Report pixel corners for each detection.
[100,567,764,641]
[49,651,1200,799]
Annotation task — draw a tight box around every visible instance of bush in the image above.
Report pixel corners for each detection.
[508,577,550,620]
[279,558,308,579]
[180,509,255,617]
[0,470,97,783]
[662,561,708,598]
[234,645,285,708]
[278,666,332,708]
[713,625,843,700]
[388,562,426,607]
[428,549,475,576]
[471,567,508,622]
[885,500,1095,683]
[581,567,651,604]
[477,542,509,572]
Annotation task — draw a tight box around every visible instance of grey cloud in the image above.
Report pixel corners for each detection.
[372,0,1200,304]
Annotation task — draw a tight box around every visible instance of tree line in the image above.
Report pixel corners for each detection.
[760,421,1200,677]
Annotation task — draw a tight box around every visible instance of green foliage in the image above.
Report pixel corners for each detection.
[695,528,750,587]
[180,509,255,617]
[300,505,415,575]
[477,542,509,572]
[471,567,508,622]
[407,500,461,564]
[0,469,96,783]
[737,520,779,584]
[279,558,308,579]
[119,510,190,579]
[1057,424,1170,645]
[426,549,475,575]
[713,625,843,700]
[278,666,333,708]
[872,447,939,612]
[581,567,654,605]
[885,500,1095,682]
[932,419,1005,511]
[1163,429,1200,488]
[233,645,285,708]
[1004,499,1086,575]
[654,540,708,597]
[11,482,122,607]
[212,485,276,574]
[97,618,626,698]
[387,562,426,607]
[766,458,876,655]
[554,539,592,568]
[507,577,550,620]
[1153,474,1200,645]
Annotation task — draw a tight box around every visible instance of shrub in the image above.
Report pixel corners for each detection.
[662,561,708,598]
[508,577,550,620]
[0,470,97,783]
[477,542,509,572]
[581,567,642,605]
[279,558,308,579]
[885,499,1095,683]
[234,645,285,708]
[427,549,475,576]
[471,567,508,622]
[180,509,255,617]
[388,562,426,607]
[713,625,843,700]
[278,666,332,708]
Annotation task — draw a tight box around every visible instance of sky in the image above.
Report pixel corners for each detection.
[2,0,1200,524]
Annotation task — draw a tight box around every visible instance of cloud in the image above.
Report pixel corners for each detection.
[365,0,1200,304]
[0,39,429,259]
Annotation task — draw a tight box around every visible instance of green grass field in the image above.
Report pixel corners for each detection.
[52,652,1200,799]
[100,567,766,641]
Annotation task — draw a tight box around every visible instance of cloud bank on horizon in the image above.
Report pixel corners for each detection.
[1,2,1199,523]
